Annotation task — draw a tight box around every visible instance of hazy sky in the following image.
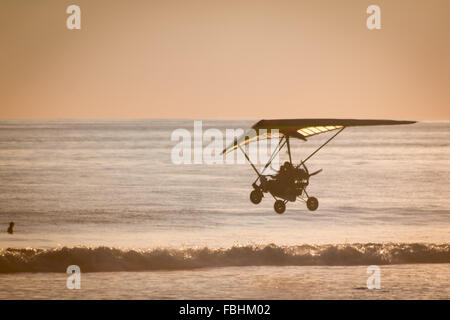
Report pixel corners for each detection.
[0,0,449,119]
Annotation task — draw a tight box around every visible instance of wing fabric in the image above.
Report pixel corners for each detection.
[296,125,343,138]
[222,128,284,154]
[222,118,415,154]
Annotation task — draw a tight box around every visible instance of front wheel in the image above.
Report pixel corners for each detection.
[250,190,263,204]
[274,200,286,214]
[306,197,319,211]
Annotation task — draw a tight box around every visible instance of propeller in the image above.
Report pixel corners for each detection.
[299,162,322,179]
[308,168,323,177]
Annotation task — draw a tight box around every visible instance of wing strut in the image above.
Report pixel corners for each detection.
[302,126,345,164]
[286,136,292,164]
[253,136,286,184]
[234,135,287,183]
[236,139,261,178]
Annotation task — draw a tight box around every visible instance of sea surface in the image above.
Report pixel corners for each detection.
[0,119,448,299]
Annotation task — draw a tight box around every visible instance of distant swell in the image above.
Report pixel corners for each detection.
[1,243,449,273]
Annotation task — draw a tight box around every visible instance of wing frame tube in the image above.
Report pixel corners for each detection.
[236,140,261,178]
[253,136,287,184]
[302,126,345,164]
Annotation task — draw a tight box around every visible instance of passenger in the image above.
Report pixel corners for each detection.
[278,161,294,185]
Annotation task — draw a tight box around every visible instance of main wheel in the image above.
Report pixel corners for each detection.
[250,190,263,204]
[306,196,319,211]
[274,200,286,214]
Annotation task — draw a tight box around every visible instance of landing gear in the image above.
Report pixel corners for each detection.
[250,185,319,213]
[250,190,263,204]
[306,196,319,211]
[274,200,286,214]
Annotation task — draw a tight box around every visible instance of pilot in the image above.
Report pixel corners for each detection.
[280,161,292,172]
[278,161,294,184]
[7,222,14,234]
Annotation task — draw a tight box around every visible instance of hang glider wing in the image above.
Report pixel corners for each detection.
[222,118,416,154]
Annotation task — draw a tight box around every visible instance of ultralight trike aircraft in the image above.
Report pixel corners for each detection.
[222,119,415,214]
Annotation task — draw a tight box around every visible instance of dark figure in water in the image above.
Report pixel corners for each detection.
[7,222,14,234]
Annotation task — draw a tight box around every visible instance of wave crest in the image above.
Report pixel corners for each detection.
[1,243,449,273]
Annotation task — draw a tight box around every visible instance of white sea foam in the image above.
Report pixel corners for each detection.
[1,243,449,273]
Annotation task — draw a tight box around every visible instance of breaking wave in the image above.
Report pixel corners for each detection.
[1,243,449,273]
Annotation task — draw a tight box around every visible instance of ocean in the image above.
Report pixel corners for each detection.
[0,119,448,299]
